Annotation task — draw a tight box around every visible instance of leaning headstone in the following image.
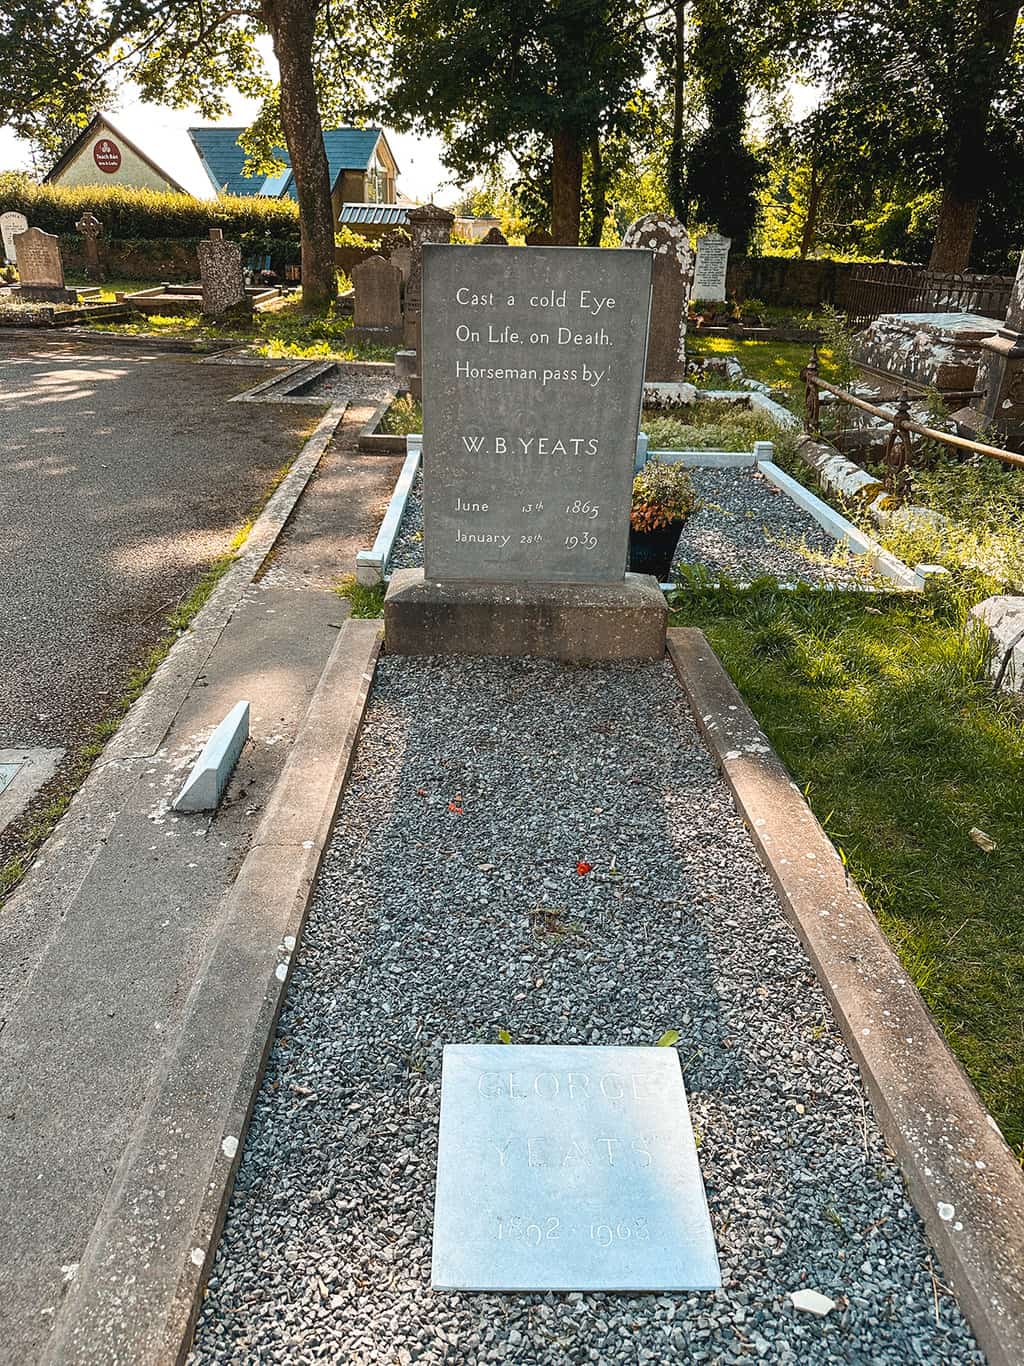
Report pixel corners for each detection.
[431,1045,720,1291]
[1,211,28,265]
[404,202,455,396]
[75,211,104,281]
[197,228,247,317]
[692,231,731,303]
[13,226,73,302]
[622,214,693,380]
[351,254,403,344]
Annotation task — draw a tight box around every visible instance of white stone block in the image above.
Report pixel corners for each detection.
[971,596,1024,692]
[172,701,250,812]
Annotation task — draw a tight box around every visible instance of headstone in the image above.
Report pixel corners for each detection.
[622,214,693,381]
[431,1044,721,1291]
[481,226,509,245]
[351,253,403,343]
[13,226,72,302]
[197,228,247,317]
[421,243,652,583]
[404,203,455,398]
[692,231,731,303]
[1,211,28,264]
[75,211,103,281]
[958,251,1024,450]
[525,230,554,246]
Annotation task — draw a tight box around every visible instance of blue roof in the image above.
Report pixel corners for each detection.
[189,127,386,198]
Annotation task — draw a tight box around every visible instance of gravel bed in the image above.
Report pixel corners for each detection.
[386,467,872,586]
[299,364,396,405]
[674,468,866,586]
[191,656,980,1365]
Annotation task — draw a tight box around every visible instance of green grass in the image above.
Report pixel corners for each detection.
[669,576,1024,1158]
[335,574,386,618]
[91,296,397,362]
[688,336,830,405]
[643,398,786,452]
[379,393,422,436]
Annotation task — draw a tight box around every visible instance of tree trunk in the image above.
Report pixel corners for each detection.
[799,164,823,260]
[261,0,336,307]
[667,0,686,220]
[586,136,607,246]
[927,0,1020,272]
[551,127,583,245]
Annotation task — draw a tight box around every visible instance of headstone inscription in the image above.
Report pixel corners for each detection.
[421,244,652,584]
[1,211,28,265]
[197,228,247,317]
[431,1044,721,1292]
[692,232,732,303]
[622,214,693,381]
[351,254,403,343]
[13,227,72,301]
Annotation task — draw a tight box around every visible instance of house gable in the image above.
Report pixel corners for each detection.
[45,115,189,195]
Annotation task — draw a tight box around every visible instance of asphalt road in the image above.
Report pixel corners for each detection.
[0,335,316,834]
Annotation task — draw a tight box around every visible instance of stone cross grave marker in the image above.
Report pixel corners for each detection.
[351,253,403,343]
[431,1044,721,1291]
[622,214,693,381]
[14,226,70,300]
[421,244,652,584]
[197,228,246,317]
[1,211,28,265]
[75,211,103,280]
[692,232,732,303]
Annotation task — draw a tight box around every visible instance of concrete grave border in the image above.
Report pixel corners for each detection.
[228,358,397,409]
[667,627,1024,1366]
[356,435,422,584]
[43,620,383,1366]
[0,747,65,838]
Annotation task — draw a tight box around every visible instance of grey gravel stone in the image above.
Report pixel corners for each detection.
[190,656,982,1365]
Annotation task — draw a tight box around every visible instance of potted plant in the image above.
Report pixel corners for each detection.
[629,459,699,580]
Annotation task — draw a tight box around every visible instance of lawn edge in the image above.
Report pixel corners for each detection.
[41,619,383,1366]
[667,625,1024,1366]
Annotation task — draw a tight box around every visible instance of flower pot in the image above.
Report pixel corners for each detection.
[628,521,685,581]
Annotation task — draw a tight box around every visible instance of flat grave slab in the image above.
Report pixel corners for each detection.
[431,1044,720,1292]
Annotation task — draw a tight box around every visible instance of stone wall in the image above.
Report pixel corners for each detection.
[726,256,885,310]
[58,236,301,281]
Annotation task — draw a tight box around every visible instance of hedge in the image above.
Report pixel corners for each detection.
[0,172,300,241]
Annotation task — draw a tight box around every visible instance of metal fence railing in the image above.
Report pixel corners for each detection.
[842,264,1013,330]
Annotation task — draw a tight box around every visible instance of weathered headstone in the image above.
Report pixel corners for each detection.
[351,253,403,344]
[957,251,1024,450]
[692,231,731,303]
[75,211,104,281]
[385,244,667,660]
[431,1044,721,1291]
[481,226,509,245]
[197,228,247,317]
[13,226,72,301]
[403,203,455,398]
[420,243,651,584]
[622,214,693,381]
[1,211,28,265]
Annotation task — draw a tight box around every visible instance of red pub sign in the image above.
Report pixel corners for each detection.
[93,139,122,173]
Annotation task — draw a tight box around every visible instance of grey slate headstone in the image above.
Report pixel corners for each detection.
[431,1044,721,1292]
[421,244,652,584]
[622,214,693,381]
[352,254,403,342]
[14,226,64,288]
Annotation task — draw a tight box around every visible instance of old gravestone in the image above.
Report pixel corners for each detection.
[13,226,73,302]
[75,211,103,282]
[384,243,667,660]
[351,254,403,344]
[622,214,693,381]
[431,1045,720,1292]
[197,228,247,317]
[692,231,732,303]
[401,202,455,398]
[1,211,28,265]
[956,250,1024,450]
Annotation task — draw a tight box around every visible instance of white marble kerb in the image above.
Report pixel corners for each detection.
[431,1044,721,1292]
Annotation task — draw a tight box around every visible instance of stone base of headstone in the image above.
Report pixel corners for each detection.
[17,284,76,303]
[384,569,667,662]
[394,349,417,389]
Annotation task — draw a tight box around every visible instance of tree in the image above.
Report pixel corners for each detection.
[0,0,374,306]
[380,0,654,245]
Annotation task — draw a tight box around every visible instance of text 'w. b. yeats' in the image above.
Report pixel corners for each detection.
[421,245,652,584]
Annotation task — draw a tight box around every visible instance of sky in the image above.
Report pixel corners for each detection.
[0,82,455,204]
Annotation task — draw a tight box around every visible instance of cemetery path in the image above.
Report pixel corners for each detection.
[191,655,982,1366]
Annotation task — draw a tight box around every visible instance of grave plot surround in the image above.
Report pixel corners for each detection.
[422,244,652,584]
